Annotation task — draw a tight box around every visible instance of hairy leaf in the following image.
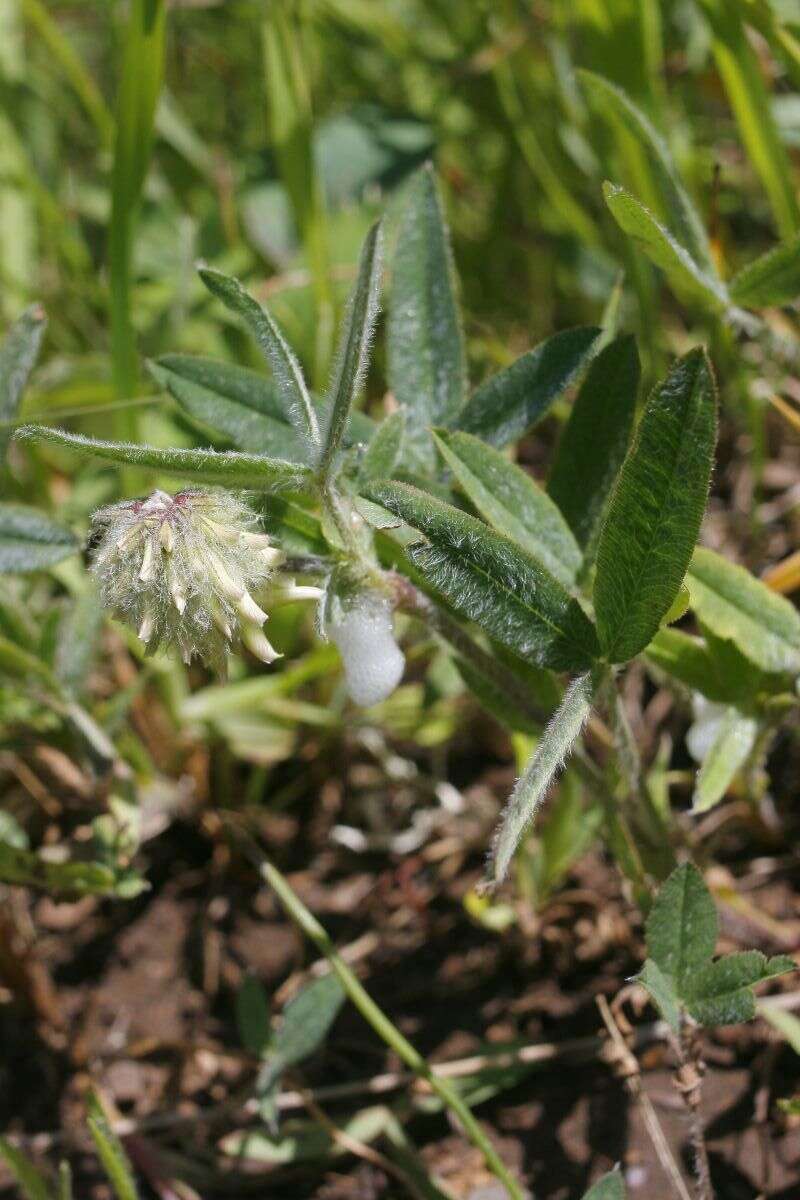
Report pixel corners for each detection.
[489,671,596,884]
[594,349,717,663]
[15,424,310,489]
[636,958,681,1034]
[149,354,309,461]
[603,183,728,311]
[0,503,77,573]
[433,429,581,585]
[365,480,600,671]
[319,220,382,477]
[547,334,639,554]
[458,326,600,448]
[0,303,47,460]
[199,267,320,448]
[645,862,717,986]
[686,546,800,674]
[358,408,406,484]
[387,165,465,465]
[581,71,716,274]
[684,951,795,1025]
[730,234,800,307]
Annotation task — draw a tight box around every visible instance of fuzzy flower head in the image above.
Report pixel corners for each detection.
[90,489,284,669]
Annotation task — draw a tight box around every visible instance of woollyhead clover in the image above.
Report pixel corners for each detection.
[90,489,285,669]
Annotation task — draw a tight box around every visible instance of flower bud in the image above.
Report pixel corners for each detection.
[90,489,284,669]
[327,591,405,707]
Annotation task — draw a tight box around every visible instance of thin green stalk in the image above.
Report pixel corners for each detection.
[262,5,334,387]
[256,851,526,1200]
[108,0,166,436]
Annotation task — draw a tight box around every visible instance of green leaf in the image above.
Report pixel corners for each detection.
[358,408,406,485]
[729,234,800,307]
[759,1004,800,1055]
[489,671,597,885]
[256,974,345,1099]
[580,71,715,274]
[457,326,600,448]
[547,334,640,554]
[0,1138,52,1200]
[692,708,758,813]
[593,349,717,664]
[0,842,145,898]
[57,1161,73,1200]
[432,429,582,586]
[319,220,382,478]
[603,182,729,311]
[0,503,77,573]
[387,164,466,465]
[15,424,310,490]
[645,862,718,986]
[646,627,765,704]
[0,303,47,460]
[236,974,273,1058]
[364,480,600,671]
[54,587,104,698]
[684,951,795,1025]
[636,958,682,1034]
[148,354,310,462]
[686,546,800,674]
[274,973,345,1067]
[580,1168,626,1200]
[87,1098,139,1200]
[199,267,320,449]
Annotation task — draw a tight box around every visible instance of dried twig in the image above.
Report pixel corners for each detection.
[596,994,693,1200]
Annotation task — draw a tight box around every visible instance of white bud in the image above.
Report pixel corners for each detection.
[327,594,405,707]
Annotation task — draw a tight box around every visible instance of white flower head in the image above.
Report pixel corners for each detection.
[90,489,284,669]
[325,583,405,708]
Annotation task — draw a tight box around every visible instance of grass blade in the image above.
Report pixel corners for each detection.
[263,5,334,386]
[699,0,800,240]
[108,0,166,427]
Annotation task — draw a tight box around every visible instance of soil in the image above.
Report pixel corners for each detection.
[1,732,799,1200]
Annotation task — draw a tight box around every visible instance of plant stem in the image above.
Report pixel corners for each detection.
[672,1025,714,1200]
[256,850,526,1200]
